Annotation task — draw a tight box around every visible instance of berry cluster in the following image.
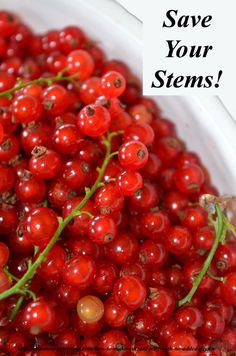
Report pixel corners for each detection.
[0,10,235,356]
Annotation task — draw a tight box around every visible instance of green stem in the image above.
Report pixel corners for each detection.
[0,72,79,98]
[0,131,118,301]
[178,204,224,307]
[9,295,25,321]
[207,271,224,282]
[4,267,19,282]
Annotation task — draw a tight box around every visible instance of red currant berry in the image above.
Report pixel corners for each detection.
[62,255,96,289]
[113,276,147,311]
[0,164,15,193]
[123,122,155,147]
[140,211,170,240]
[101,71,126,98]
[220,272,236,305]
[105,232,138,265]
[213,242,236,274]
[15,170,46,203]
[175,163,205,194]
[94,182,124,215]
[48,179,76,209]
[0,133,19,162]
[0,11,19,37]
[127,310,156,339]
[200,310,225,339]
[98,330,130,356]
[92,261,118,294]
[128,104,153,124]
[29,147,61,179]
[59,25,85,54]
[21,299,55,335]
[118,141,148,170]
[20,122,52,154]
[11,94,42,124]
[67,49,94,80]
[128,182,160,213]
[104,297,130,328]
[0,242,9,268]
[165,226,192,254]
[42,84,70,116]
[23,207,59,247]
[77,104,111,137]
[194,226,215,251]
[146,287,175,322]
[175,306,203,331]
[79,76,102,104]
[116,169,143,196]
[63,197,95,235]
[180,206,208,231]
[139,240,168,270]
[168,331,198,356]
[61,159,91,190]
[52,123,84,155]
[88,215,117,245]
[37,244,67,281]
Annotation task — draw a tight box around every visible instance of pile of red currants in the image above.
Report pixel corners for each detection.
[0,10,235,356]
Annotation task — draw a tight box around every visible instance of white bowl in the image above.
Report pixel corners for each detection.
[1,0,236,193]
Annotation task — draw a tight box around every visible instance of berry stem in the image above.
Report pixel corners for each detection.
[0,71,79,98]
[178,204,224,307]
[0,130,119,302]
[9,295,25,321]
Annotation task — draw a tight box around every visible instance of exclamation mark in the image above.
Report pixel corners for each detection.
[215,70,223,88]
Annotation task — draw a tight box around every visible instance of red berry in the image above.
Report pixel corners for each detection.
[0,242,9,267]
[23,207,59,247]
[104,297,130,328]
[139,240,168,270]
[89,215,117,245]
[52,123,84,155]
[175,306,203,331]
[118,141,148,170]
[220,272,236,305]
[21,299,55,335]
[123,122,155,147]
[77,104,111,137]
[79,77,102,104]
[146,287,175,322]
[62,255,96,289]
[175,163,205,194]
[67,49,94,80]
[128,104,153,124]
[140,211,170,240]
[42,84,70,116]
[29,147,61,179]
[116,169,143,196]
[168,331,198,356]
[200,310,225,339]
[0,133,19,162]
[11,94,42,123]
[63,197,95,235]
[59,26,85,54]
[92,261,118,294]
[98,330,130,356]
[165,226,192,254]
[15,171,46,203]
[101,71,126,98]
[94,182,124,215]
[113,276,147,311]
[105,232,138,265]
[0,164,15,193]
[60,159,91,190]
